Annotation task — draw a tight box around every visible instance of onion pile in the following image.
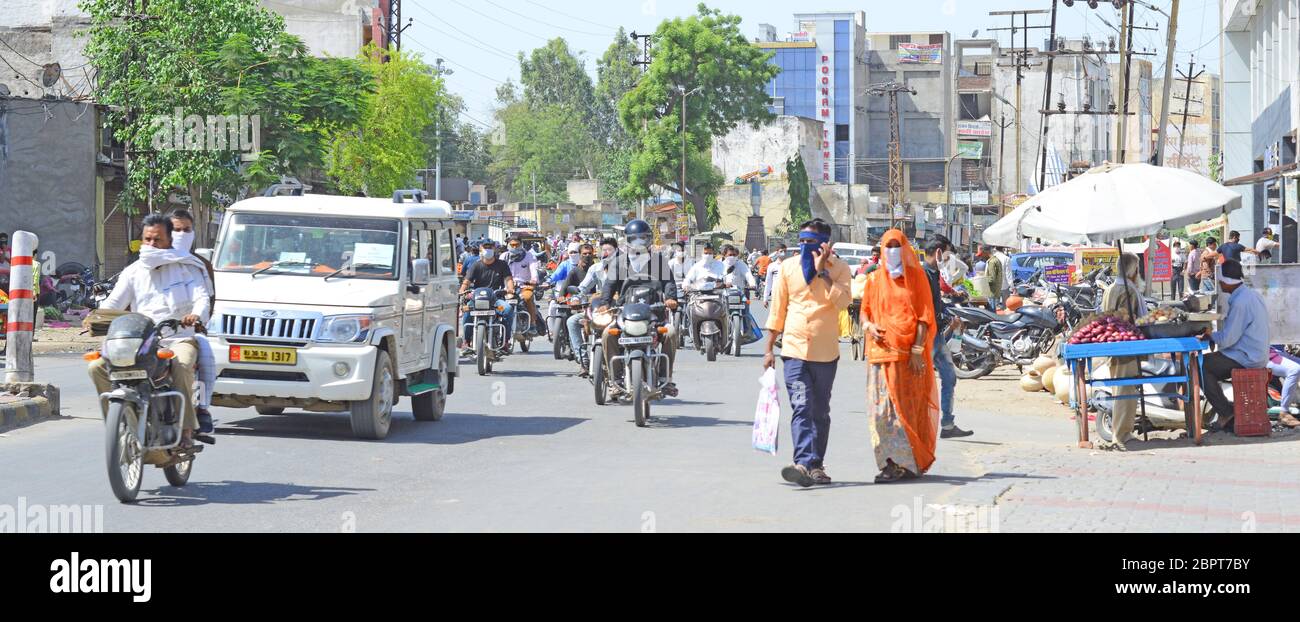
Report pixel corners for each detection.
[1069,315,1145,345]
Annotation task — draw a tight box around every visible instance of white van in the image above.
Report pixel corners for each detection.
[200,190,460,440]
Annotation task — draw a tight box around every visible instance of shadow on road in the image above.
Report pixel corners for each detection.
[786,472,1054,492]
[216,411,588,444]
[135,480,372,507]
[642,415,750,429]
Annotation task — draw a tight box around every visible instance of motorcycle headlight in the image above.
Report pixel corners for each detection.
[727,295,743,305]
[317,315,374,343]
[624,319,649,337]
[474,298,491,310]
[104,338,143,367]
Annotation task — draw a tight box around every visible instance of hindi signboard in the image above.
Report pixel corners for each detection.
[958,141,984,159]
[956,120,993,137]
[1150,240,1173,283]
[1044,264,1072,285]
[1076,247,1120,279]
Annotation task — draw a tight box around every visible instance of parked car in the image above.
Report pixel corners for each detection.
[1009,252,1074,284]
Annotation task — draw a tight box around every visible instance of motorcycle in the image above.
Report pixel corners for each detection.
[510,284,537,354]
[606,285,672,427]
[550,286,584,361]
[687,277,730,362]
[725,285,749,357]
[589,303,617,404]
[54,262,99,311]
[463,288,513,376]
[949,302,1065,379]
[90,315,208,503]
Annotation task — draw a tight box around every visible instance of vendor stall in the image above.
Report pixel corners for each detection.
[1063,337,1209,448]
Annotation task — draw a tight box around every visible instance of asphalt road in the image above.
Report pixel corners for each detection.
[0,306,1040,532]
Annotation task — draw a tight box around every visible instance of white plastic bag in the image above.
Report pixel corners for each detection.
[752,368,780,455]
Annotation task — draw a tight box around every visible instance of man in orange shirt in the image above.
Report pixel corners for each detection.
[764,220,852,488]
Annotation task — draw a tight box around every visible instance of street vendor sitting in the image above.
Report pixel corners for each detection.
[1100,253,1149,449]
[1199,259,1271,433]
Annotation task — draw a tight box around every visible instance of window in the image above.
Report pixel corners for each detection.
[929,34,944,45]
[959,94,980,120]
[889,35,910,50]
[835,124,850,142]
[215,213,400,280]
[908,162,946,191]
[437,227,454,275]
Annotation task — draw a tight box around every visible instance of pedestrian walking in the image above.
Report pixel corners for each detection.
[923,241,972,438]
[764,219,852,488]
[1185,240,1202,293]
[861,230,940,483]
[1170,240,1186,300]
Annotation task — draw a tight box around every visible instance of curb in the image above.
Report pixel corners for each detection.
[0,383,62,433]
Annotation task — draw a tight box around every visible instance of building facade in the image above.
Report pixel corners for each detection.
[1153,72,1223,179]
[1222,0,1298,261]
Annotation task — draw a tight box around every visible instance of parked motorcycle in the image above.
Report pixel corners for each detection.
[949,302,1064,379]
[463,288,513,376]
[55,262,99,311]
[1090,356,1219,442]
[90,315,208,503]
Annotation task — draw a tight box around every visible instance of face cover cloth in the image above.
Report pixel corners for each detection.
[172,230,195,254]
[798,231,831,284]
[885,247,904,278]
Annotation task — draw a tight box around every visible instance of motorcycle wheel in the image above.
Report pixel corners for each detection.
[1094,394,1115,442]
[105,402,144,503]
[475,328,488,376]
[704,335,717,362]
[519,337,531,353]
[732,321,743,357]
[592,345,608,405]
[255,406,285,416]
[631,358,648,428]
[163,456,192,487]
[553,325,567,360]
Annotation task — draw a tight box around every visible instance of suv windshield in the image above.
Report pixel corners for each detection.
[216,213,400,280]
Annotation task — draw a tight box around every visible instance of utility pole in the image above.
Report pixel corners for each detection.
[867,82,916,229]
[1116,0,1135,162]
[990,9,1050,197]
[385,0,413,53]
[1155,0,1181,166]
[1173,58,1206,167]
[632,31,652,223]
[1037,0,1060,192]
[433,58,453,201]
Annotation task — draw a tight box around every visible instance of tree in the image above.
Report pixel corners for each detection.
[82,0,365,242]
[327,46,444,197]
[490,103,597,203]
[619,3,780,231]
[519,38,595,119]
[424,93,490,183]
[786,155,812,225]
[594,29,642,210]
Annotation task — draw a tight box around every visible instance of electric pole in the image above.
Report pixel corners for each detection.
[867,82,916,229]
[1155,0,1181,166]
[433,58,453,201]
[632,31,652,223]
[1116,0,1135,162]
[385,0,413,53]
[1173,58,1206,167]
[990,9,1050,197]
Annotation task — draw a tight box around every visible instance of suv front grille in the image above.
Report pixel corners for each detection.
[218,313,318,342]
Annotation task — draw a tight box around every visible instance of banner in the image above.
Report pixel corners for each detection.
[951,190,990,205]
[958,141,984,159]
[1044,264,1072,284]
[1076,247,1120,279]
[1150,240,1173,283]
[1186,215,1228,237]
[956,120,993,137]
[898,43,943,64]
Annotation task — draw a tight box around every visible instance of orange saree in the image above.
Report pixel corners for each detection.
[860,230,941,475]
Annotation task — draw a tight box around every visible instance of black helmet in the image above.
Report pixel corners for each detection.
[624,219,652,249]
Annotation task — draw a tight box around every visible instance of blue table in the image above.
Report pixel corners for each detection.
[1061,337,1209,448]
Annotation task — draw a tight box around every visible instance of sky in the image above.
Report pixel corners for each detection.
[399,0,1224,127]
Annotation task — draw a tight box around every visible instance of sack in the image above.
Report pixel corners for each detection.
[84,309,130,337]
[743,309,763,345]
[752,368,781,455]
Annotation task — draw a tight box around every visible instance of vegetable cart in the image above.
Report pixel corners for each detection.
[1061,337,1209,448]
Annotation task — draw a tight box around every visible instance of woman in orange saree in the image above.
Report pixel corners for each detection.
[860,230,940,483]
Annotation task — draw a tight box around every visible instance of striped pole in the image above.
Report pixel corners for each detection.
[5,231,39,383]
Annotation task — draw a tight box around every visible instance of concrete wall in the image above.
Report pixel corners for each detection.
[566,179,605,205]
[0,99,99,270]
[0,0,92,99]
[711,116,823,182]
[715,180,797,241]
[812,183,886,243]
[261,0,371,58]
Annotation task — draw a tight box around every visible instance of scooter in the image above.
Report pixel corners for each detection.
[687,277,730,362]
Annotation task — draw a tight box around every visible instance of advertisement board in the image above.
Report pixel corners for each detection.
[1076,247,1120,280]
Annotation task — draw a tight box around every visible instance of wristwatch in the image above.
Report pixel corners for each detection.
[817,269,831,280]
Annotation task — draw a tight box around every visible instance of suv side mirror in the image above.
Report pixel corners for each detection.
[411,258,431,287]
[195,248,214,263]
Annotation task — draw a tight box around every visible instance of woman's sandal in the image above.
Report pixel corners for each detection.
[874,464,905,484]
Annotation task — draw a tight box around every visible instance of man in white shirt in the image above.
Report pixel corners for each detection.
[993,247,1013,301]
[667,242,689,284]
[683,245,726,292]
[89,214,212,441]
[1256,228,1280,263]
[722,245,757,290]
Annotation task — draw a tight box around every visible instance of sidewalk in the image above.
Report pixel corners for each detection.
[0,382,61,432]
[947,372,1300,533]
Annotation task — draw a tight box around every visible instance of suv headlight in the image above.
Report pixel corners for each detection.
[623,319,649,337]
[105,338,143,367]
[317,315,374,343]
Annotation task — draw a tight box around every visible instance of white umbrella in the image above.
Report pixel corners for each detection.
[982,163,1242,247]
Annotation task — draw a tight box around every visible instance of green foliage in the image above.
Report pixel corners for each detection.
[595,28,640,153]
[520,38,595,119]
[490,102,598,203]
[1208,151,1223,183]
[327,46,444,197]
[618,3,780,231]
[786,155,811,225]
[425,93,490,183]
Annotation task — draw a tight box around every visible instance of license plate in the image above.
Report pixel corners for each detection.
[109,370,148,381]
[730,303,747,309]
[619,336,654,345]
[695,295,719,301]
[470,310,498,317]
[230,345,297,365]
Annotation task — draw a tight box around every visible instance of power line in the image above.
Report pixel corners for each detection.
[521,0,619,32]
[407,39,509,85]
[480,0,613,37]
[443,0,548,43]
[407,2,522,63]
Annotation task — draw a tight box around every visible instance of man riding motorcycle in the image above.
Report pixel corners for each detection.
[599,220,680,397]
[458,239,517,356]
[88,214,212,443]
[682,245,726,346]
[505,235,545,336]
[566,238,618,376]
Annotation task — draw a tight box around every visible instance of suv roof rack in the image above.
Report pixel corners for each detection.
[393,189,426,204]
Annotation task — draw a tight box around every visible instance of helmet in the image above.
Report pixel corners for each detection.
[1005,295,1025,312]
[624,220,652,249]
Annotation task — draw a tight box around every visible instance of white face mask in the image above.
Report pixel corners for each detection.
[482,250,495,261]
[885,247,904,277]
[172,230,194,254]
[703,254,714,261]
[724,257,737,267]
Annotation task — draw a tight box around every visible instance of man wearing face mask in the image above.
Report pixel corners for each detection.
[89,214,212,443]
[459,240,517,356]
[169,209,218,434]
[505,235,544,337]
[668,242,689,285]
[683,244,725,292]
[599,220,680,397]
